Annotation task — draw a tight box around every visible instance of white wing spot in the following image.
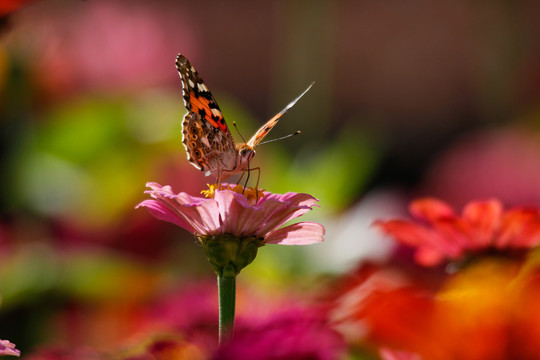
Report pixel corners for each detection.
[197,83,208,91]
[211,108,221,117]
[188,79,195,88]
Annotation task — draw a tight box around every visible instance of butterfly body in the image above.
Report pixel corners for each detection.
[175,54,312,182]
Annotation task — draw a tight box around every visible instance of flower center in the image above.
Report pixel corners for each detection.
[201,183,265,205]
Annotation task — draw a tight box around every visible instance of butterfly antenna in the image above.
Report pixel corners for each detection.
[232,121,247,143]
[258,131,301,146]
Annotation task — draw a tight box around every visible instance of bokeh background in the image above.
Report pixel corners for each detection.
[1,0,540,358]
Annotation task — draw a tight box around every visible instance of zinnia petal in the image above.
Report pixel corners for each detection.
[430,218,474,251]
[410,198,455,222]
[462,200,502,248]
[380,348,421,360]
[136,199,195,233]
[415,247,449,267]
[376,220,461,258]
[171,196,221,235]
[0,340,19,357]
[496,209,540,248]
[256,193,320,237]
[139,183,221,235]
[265,222,325,245]
[213,190,264,236]
[262,191,319,208]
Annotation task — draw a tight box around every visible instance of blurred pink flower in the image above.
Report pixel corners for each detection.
[0,340,19,357]
[380,348,421,360]
[123,338,205,360]
[25,346,101,360]
[137,182,324,246]
[13,1,197,95]
[144,282,219,352]
[422,128,540,208]
[213,309,345,360]
[142,281,297,353]
[376,198,540,266]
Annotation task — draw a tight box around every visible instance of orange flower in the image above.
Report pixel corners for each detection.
[330,252,540,359]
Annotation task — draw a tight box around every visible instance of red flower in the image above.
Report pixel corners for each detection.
[0,0,35,16]
[376,198,540,266]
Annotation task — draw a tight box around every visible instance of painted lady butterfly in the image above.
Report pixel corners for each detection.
[175,54,312,184]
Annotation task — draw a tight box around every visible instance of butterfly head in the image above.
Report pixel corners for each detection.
[236,144,256,170]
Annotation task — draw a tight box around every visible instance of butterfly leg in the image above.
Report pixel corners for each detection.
[250,167,261,202]
[241,155,261,191]
[251,167,261,190]
[236,171,246,186]
[242,166,251,191]
[240,166,261,201]
[241,155,259,188]
[216,169,223,188]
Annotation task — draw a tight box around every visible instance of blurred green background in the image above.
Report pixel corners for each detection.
[1,0,540,356]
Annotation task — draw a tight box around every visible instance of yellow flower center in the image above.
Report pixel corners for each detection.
[201,184,265,205]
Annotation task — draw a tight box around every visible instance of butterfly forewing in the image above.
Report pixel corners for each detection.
[247,82,314,148]
[175,54,236,173]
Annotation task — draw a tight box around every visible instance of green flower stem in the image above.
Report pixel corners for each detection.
[198,234,263,345]
[217,266,236,344]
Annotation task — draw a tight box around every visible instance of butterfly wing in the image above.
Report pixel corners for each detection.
[247,82,314,148]
[176,54,237,173]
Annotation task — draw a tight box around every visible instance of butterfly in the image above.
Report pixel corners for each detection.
[175,54,313,184]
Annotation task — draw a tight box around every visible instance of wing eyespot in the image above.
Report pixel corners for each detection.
[189,127,201,139]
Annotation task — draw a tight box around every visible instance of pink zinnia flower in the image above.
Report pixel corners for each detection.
[213,309,345,360]
[137,182,324,247]
[138,182,325,343]
[376,198,540,266]
[0,340,20,357]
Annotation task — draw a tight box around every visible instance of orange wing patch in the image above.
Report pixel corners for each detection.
[176,54,230,134]
[188,92,227,132]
